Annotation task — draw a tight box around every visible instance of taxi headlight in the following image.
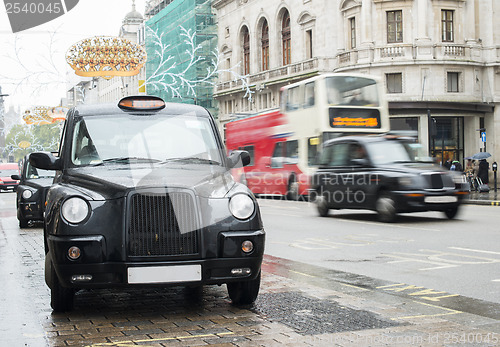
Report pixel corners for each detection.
[61,197,89,224]
[229,194,255,220]
[452,174,465,184]
[398,176,415,188]
[22,190,33,199]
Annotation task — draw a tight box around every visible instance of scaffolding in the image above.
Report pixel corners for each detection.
[145,0,218,116]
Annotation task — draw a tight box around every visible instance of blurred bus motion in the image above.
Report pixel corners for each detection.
[225,73,390,200]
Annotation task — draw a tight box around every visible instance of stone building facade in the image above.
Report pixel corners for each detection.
[213,0,500,174]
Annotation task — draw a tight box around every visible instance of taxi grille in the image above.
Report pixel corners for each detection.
[428,173,444,189]
[128,192,199,257]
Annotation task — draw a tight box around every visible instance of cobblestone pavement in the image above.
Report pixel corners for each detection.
[1,213,500,347]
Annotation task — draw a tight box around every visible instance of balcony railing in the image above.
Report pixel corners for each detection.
[215,57,336,93]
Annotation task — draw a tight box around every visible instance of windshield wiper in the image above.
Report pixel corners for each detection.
[163,157,220,165]
[92,157,161,166]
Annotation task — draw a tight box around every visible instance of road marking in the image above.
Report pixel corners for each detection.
[385,253,458,270]
[339,282,370,291]
[377,283,459,302]
[376,283,406,289]
[289,270,316,278]
[391,301,462,320]
[492,279,500,282]
[88,332,235,346]
[449,247,500,256]
[384,248,500,271]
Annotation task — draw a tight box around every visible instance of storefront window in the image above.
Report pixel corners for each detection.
[429,117,464,166]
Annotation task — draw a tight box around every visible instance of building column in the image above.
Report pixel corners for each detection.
[414,0,433,58]
[357,0,374,63]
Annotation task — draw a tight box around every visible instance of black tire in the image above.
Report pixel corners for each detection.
[375,192,396,223]
[18,209,29,228]
[444,206,459,219]
[19,217,29,229]
[47,255,74,312]
[286,176,299,201]
[316,193,330,217]
[227,271,261,306]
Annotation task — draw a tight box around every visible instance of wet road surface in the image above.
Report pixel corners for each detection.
[1,193,500,346]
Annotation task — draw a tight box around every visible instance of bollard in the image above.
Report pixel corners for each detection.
[493,162,498,192]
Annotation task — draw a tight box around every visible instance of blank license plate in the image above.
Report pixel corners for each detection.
[128,265,202,284]
[424,196,457,203]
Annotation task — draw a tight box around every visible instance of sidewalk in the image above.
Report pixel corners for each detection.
[465,187,500,206]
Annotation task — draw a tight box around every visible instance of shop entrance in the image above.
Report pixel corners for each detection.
[429,116,464,167]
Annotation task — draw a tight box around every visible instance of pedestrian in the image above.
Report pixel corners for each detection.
[465,159,473,175]
[477,159,489,184]
[452,160,462,172]
[444,158,452,170]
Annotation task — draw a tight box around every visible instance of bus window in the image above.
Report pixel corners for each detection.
[285,140,298,165]
[241,145,255,166]
[304,82,315,108]
[286,86,302,111]
[271,142,284,168]
[308,137,319,166]
[326,76,379,106]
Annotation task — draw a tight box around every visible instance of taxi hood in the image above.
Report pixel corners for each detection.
[64,164,236,200]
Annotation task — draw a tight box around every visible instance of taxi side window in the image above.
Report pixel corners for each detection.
[321,143,350,167]
[350,143,367,160]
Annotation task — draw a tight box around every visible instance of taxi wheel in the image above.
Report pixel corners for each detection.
[18,213,28,229]
[286,176,299,201]
[48,257,74,312]
[444,206,459,219]
[316,194,330,217]
[227,271,261,306]
[376,192,396,223]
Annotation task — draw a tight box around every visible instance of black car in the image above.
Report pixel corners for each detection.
[12,154,56,228]
[30,96,265,312]
[311,135,467,222]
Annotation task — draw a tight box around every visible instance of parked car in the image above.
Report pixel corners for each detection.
[12,154,56,228]
[30,95,265,312]
[310,135,468,222]
[0,162,20,191]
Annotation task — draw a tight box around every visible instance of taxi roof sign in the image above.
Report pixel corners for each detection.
[118,96,165,111]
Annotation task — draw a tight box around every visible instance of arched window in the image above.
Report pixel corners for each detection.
[261,20,269,71]
[242,26,250,75]
[282,11,291,65]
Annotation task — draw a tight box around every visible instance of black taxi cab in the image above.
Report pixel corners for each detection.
[30,96,265,312]
[12,153,56,228]
[311,135,467,222]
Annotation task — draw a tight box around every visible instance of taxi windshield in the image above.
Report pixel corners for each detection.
[366,140,413,165]
[70,113,222,166]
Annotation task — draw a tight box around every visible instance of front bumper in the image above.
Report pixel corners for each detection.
[48,230,265,288]
[392,190,466,212]
[18,201,44,220]
[53,257,263,288]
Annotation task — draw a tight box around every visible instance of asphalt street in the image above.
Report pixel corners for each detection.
[1,191,500,346]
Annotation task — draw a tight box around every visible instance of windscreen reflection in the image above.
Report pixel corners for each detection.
[71,114,222,166]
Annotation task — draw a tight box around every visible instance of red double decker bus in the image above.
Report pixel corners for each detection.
[225,73,390,200]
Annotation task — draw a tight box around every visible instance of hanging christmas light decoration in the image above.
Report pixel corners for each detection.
[66,36,147,80]
[23,106,68,125]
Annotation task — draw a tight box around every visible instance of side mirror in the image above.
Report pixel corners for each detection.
[29,152,62,171]
[11,174,21,180]
[227,150,251,168]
